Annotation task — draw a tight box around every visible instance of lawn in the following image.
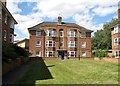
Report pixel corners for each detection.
[17,59,119,85]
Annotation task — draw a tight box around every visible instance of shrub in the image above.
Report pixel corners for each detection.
[93,50,108,58]
[112,54,115,58]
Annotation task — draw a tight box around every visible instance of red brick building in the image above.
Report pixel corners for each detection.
[28,17,92,58]
[0,0,17,44]
[111,1,120,58]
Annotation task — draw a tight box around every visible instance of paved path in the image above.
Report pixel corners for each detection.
[2,61,34,85]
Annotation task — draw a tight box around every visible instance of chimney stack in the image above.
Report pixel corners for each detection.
[58,16,62,25]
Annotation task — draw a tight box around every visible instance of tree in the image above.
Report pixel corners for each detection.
[92,18,118,50]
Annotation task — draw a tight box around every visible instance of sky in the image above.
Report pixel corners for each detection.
[6,0,119,41]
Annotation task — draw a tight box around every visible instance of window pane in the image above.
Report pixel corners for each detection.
[36,31,40,36]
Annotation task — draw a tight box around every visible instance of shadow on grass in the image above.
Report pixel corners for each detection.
[16,58,54,85]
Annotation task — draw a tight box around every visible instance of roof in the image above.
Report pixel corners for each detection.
[28,22,93,32]
[15,39,29,45]
[1,1,17,24]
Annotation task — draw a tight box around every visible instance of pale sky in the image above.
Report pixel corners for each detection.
[6,0,119,41]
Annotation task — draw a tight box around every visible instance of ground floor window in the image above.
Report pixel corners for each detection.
[67,51,76,57]
[115,50,120,57]
[82,51,86,57]
[36,51,41,57]
[46,51,55,57]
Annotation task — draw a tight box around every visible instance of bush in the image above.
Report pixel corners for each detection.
[112,54,115,58]
[92,50,108,58]
[2,42,30,63]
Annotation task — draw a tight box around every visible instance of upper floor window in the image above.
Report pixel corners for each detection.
[10,20,14,29]
[36,51,41,57]
[4,30,6,41]
[51,29,56,37]
[59,31,63,37]
[114,25,120,34]
[68,31,75,37]
[5,13,7,24]
[68,51,76,57]
[46,40,55,47]
[114,38,120,45]
[81,32,86,38]
[68,41,75,47]
[36,31,41,36]
[36,40,41,47]
[10,33,13,43]
[82,42,86,48]
[60,42,64,47]
[46,51,55,57]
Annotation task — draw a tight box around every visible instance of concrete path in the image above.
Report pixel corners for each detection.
[2,61,34,85]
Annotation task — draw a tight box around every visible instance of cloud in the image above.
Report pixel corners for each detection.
[6,0,119,40]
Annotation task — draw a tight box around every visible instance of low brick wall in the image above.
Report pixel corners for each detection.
[93,57,119,63]
[2,57,30,75]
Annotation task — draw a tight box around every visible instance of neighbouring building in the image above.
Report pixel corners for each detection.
[15,39,29,51]
[0,0,17,44]
[111,1,120,58]
[28,17,92,58]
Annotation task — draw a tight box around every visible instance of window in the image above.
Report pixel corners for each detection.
[82,42,86,48]
[68,31,75,37]
[114,25,120,34]
[36,40,41,47]
[81,32,86,37]
[46,51,54,57]
[115,51,120,58]
[46,30,51,36]
[82,52,86,57]
[68,51,76,57]
[5,13,7,24]
[36,31,40,36]
[46,40,55,47]
[59,31,63,37]
[68,41,75,47]
[51,29,56,37]
[10,33,13,43]
[60,42,63,47]
[114,38,120,45]
[4,30,6,41]
[36,51,41,57]
[10,20,14,29]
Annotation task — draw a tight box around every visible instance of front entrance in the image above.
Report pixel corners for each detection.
[58,51,65,60]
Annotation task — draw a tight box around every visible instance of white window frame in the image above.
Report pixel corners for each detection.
[36,40,41,47]
[10,20,14,29]
[68,31,75,37]
[36,51,41,57]
[60,42,64,47]
[59,31,63,37]
[82,42,86,48]
[4,30,6,41]
[81,32,86,38]
[5,13,7,24]
[114,38,120,45]
[68,51,76,57]
[46,51,55,57]
[115,50,120,58]
[10,33,14,43]
[36,31,41,36]
[68,41,76,47]
[51,30,56,37]
[46,40,55,47]
[46,30,51,36]
[114,25,120,34]
[82,51,86,57]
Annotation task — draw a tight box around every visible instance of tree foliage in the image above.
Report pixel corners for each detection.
[92,18,118,50]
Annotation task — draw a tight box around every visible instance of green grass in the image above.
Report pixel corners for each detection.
[17,59,119,85]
